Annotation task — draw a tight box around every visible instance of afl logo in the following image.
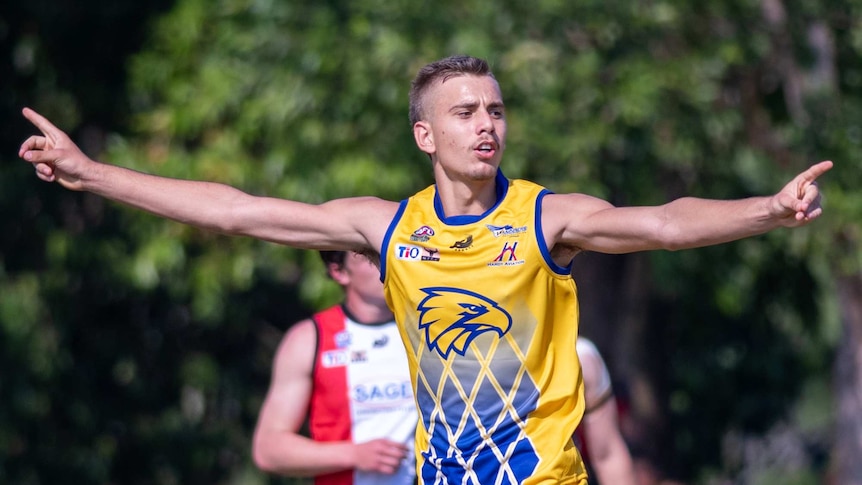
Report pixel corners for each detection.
[411,226,435,242]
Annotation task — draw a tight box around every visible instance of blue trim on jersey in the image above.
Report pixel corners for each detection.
[432,170,510,226]
[380,199,409,283]
[536,190,574,276]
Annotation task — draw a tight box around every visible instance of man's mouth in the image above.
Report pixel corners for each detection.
[475,141,497,158]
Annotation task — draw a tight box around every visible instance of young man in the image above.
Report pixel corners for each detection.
[574,338,636,485]
[19,55,830,484]
[252,251,416,485]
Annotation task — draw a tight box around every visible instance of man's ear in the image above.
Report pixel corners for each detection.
[327,263,350,286]
[413,121,435,155]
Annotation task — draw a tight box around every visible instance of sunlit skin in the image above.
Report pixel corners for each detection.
[413,75,507,217]
[19,91,831,267]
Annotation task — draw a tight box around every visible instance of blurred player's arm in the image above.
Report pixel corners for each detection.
[252,319,407,476]
[579,340,637,485]
[581,394,636,485]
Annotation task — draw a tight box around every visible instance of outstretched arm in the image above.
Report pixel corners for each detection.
[18,107,396,251]
[545,161,832,255]
[252,320,410,476]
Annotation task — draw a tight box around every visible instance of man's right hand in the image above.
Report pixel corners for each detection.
[19,107,92,191]
[353,438,410,474]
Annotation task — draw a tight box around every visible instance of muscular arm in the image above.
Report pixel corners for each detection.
[252,320,409,476]
[544,161,832,255]
[18,107,396,252]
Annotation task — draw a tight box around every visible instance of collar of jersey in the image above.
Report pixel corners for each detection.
[432,169,508,226]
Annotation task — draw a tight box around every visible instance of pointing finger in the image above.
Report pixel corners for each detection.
[22,107,65,142]
[793,161,831,211]
[800,160,833,185]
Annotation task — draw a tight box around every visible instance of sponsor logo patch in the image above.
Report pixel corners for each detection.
[395,244,440,262]
[321,350,349,367]
[353,380,413,405]
[410,225,435,242]
[488,241,525,267]
[450,235,474,251]
[373,334,389,348]
[486,224,527,237]
[335,331,351,348]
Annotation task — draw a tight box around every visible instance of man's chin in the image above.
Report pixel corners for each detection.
[469,162,500,180]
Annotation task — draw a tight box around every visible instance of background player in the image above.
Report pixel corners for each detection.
[252,251,417,485]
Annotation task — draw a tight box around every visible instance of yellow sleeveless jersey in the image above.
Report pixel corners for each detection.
[381,171,587,485]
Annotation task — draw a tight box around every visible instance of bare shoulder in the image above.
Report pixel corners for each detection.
[323,195,400,213]
[352,196,401,227]
[541,192,616,246]
[281,318,316,348]
[576,339,602,386]
[319,196,401,249]
[542,192,614,217]
[274,318,317,373]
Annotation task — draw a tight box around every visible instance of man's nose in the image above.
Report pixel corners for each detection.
[476,110,495,133]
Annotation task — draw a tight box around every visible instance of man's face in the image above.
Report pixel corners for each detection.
[415,74,507,181]
[341,252,385,303]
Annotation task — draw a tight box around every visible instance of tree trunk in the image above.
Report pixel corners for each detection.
[833,273,862,485]
[573,252,666,473]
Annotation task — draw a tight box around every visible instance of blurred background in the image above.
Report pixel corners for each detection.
[2,1,861,484]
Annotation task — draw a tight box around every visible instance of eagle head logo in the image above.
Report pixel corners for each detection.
[417,287,512,358]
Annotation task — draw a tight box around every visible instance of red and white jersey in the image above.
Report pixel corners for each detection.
[309,305,417,485]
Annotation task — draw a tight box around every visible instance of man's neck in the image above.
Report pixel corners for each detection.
[434,174,499,217]
[343,296,393,325]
